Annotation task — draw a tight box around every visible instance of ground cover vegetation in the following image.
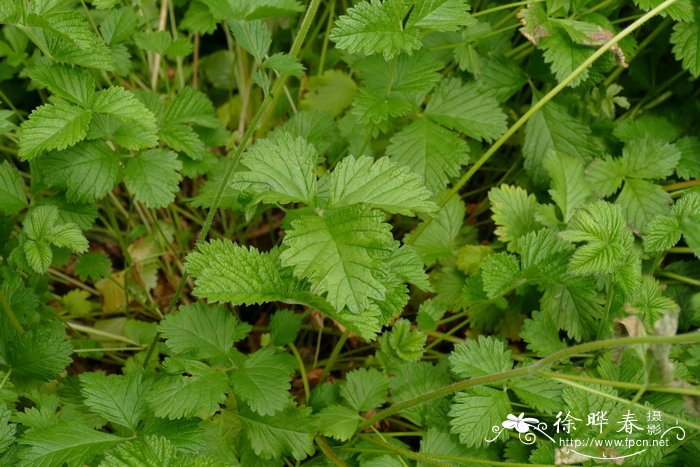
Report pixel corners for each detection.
[0,0,700,465]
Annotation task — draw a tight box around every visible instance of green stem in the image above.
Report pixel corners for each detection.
[539,371,700,397]
[315,436,347,467]
[318,329,350,385]
[472,0,543,17]
[660,271,700,287]
[0,290,24,335]
[289,343,311,402]
[407,0,680,245]
[358,331,700,430]
[66,322,140,345]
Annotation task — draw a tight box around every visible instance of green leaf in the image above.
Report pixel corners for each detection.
[301,70,357,117]
[540,29,594,87]
[90,87,159,150]
[164,86,219,128]
[520,310,567,357]
[186,242,301,306]
[23,240,53,273]
[425,78,507,142]
[543,151,592,222]
[134,30,172,54]
[79,370,149,431]
[20,422,123,467]
[99,8,141,45]
[159,302,251,361]
[644,214,682,254]
[449,387,511,448]
[238,405,315,461]
[280,206,395,313]
[522,97,598,185]
[24,11,115,70]
[0,160,27,215]
[419,428,497,467]
[407,196,465,265]
[489,185,541,247]
[317,405,361,442]
[124,149,182,208]
[327,155,436,215]
[100,435,176,467]
[448,335,512,379]
[18,103,91,160]
[541,277,602,341]
[269,310,302,347]
[39,141,121,203]
[340,367,389,411]
[616,179,672,232]
[330,0,421,60]
[378,318,426,366]
[27,64,95,107]
[636,0,695,23]
[50,222,89,253]
[672,15,700,76]
[390,362,451,427]
[220,0,304,21]
[386,118,469,193]
[619,139,681,180]
[230,348,294,416]
[263,53,305,77]
[675,136,700,180]
[229,20,271,63]
[510,376,564,413]
[480,253,521,298]
[235,133,318,205]
[74,252,111,281]
[1,326,72,382]
[562,201,634,276]
[407,0,472,31]
[387,245,432,291]
[147,360,228,420]
[159,124,208,160]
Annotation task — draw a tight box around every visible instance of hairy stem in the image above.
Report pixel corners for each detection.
[358,331,700,430]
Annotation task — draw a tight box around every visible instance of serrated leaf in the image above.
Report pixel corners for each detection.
[280,206,394,313]
[489,185,541,247]
[543,151,592,222]
[407,0,472,31]
[159,302,251,361]
[39,141,121,203]
[27,64,95,106]
[523,97,598,185]
[91,87,159,150]
[263,53,305,76]
[636,0,695,23]
[0,160,27,215]
[540,29,594,87]
[448,335,512,379]
[164,86,219,128]
[386,118,469,193]
[18,103,91,160]
[407,196,465,265]
[562,201,634,276]
[79,370,149,431]
[449,387,511,448]
[134,30,172,54]
[616,178,672,232]
[159,124,208,160]
[425,78,507,142]
[330,0,421,60]
[378,318,426,366]
[229,20,271,63]
[301,70,357,117]
[644,215,682,253]
[317,405,360,441]
[20,422,123,467]
[74,252,111,281]
[510,376,564,413]
[340,367,389,411]
[387,245,432,291]
[230,348,294,416]
[50,222,88,252]
[269,309,302,346]
[25,11,115,70]
[1,325,72,382]
[23,240,53,273]
[675,136,700,180]
[541,277,602,341]
[390,362,452,426]
[480,253,521,298]
[235,133,318,205]
[238,405,315,461]
[124,149,182,208]
[327,155,436,215]
[147,361,228,420]
[620,139,681,180]
[186,242,302,306]
[520,310,567,357]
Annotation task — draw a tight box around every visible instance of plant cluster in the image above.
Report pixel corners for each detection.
[0,0,699,465]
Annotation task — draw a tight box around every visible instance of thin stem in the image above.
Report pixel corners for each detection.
[66,322,140,346]
[318,329,350,385]
[660,271,700,287]
[539,371,700,397]
[289,343,311,402]
[315,436,347,466]
[151,0,169,90]
[407,0,680,244]
[473,0,544,17]
[0,290,24,335]
[358,331,700,429]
